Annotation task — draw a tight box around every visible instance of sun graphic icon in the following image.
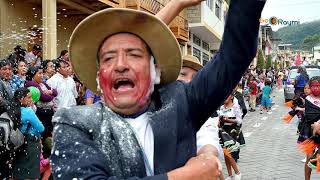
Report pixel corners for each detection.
[269,17,278,25]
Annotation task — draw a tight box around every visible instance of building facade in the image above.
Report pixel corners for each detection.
[186,0,229,65]
[0,0,188,60]
[313,44,320,64]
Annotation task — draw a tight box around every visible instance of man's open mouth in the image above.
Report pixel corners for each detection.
[113,78,135,90]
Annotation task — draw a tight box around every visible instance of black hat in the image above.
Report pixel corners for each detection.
[26,66,42,81]
[33,44,42,51]
[14,45,23,51]
[0,59,11,68]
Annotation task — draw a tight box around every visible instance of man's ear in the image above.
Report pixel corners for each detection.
[154,65,161,85]
[96,71,102,93]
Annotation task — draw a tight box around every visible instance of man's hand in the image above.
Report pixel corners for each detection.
[312,121,320,135]
[295,107,305,112]
[43,90,52,95]
[156,0,204,25]
[197,144,219,157]
[167,153,221,180]
[178,0,205,9]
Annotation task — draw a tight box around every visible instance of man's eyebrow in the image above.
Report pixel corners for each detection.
[100,48,145,57]
[99,50,117,58]
[126,48,145,53]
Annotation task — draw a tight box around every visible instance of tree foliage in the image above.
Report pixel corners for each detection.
[257,49,265,69]
[301,34,320,51]
[274,59,278,70]
[274,20,320,51]
[266,55,272,69]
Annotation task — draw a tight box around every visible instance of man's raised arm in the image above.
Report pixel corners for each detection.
[156,0,266,130]
[156,0,205,24]
[186,0,266,129]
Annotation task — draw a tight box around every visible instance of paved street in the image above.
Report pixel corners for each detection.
[222,88,320,179]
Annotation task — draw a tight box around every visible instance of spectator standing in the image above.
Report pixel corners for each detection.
[0,59,14,99]
[25,44,42,67]
[260,79,272,114]
[58,50,69,62]
[25,66,57,139]
[12,88,44,180]
[47,60,78,109]
[248,76,258,112]
[294,67,309,98]
[11,60,27,94]
[41,60,55,82]
[277,70,284,89]
[0,60,21,179]
[8,45,26,67]
[85,89,101,105]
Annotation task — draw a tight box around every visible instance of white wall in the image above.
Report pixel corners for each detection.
[201,1,224,38]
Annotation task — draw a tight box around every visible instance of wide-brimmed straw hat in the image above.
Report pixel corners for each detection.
[182,55,203,71]
[69,8,182,94]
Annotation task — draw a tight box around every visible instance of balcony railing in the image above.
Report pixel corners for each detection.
[140,0,163,14]
[169,14,189,42]
[124,0,189,42]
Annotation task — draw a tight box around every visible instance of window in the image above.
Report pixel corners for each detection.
[193,47,201,62]
[215,0,222,19]
[202,53,210,65]
[202,41,210,51]
[193,35,201,46]
[179,44,185,55]
[187,45,192,55]
[206,0,213,10]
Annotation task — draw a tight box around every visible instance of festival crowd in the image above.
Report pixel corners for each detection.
[0,0,320,180]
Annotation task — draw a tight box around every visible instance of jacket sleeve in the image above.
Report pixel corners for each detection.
[72,80,79,98]
[184,0,265,130]
[51,110,168,180]
[46,76,57,90]
[196,117,223,160]
[22,107,45,134]
[44,82,58,97]
[25,81,55,102]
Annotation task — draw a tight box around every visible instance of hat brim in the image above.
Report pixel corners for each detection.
[69,8,182,94]
[183,60,203,71]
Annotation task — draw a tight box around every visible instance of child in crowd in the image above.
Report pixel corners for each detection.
[283,84,310,125]
[248,76,258,112]
[218,94,243,180]
[12,87,45,179]
[234,84,247,118]
[40,140,51,180]
[256,78,265,106]
[296,84,311,143]
[260,79,272,114]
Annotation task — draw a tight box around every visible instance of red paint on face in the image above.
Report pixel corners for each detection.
[310,81,320,96]
[98,33,152,115]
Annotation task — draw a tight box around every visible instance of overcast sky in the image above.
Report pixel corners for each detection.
[261,0,320,31]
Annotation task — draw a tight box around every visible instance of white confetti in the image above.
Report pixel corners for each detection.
[54,150,60,156]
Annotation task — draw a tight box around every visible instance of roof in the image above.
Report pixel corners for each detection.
[278,44,292,47]
[289,65,320,70]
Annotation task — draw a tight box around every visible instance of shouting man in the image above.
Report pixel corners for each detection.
[51,0,266,179]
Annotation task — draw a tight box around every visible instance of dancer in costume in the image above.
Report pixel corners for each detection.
[299,76,320,180]
[283,84,310,125]
[218,94,243,180]
[296,84,311,143]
